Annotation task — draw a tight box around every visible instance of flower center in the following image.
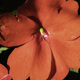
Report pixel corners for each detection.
[39,27,44,36]
[39,27,50,38]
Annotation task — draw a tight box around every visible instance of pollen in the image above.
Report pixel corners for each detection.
[39,27,49,38]
[39,27,44,35]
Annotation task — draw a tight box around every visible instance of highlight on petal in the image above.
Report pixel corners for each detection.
[0,64,8,79]
[7,33,56,80]
[43,1,80,41]
[0,12,39,47]
[1,74,12,80]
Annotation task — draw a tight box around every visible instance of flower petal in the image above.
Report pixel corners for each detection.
[46,36,80,69]
[1,74,12,80]
[0,12,39,47]
[0,64,8,79]
[45,36,69,80]
[17,0,65,24]
[43,1,80,41]
[7,33,56,80]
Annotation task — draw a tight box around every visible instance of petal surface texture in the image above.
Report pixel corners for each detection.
[0,0,65,47]
[0,13,39,47]
[43,1,80,41]
[7,34,56,80]
[0,64,8,79]
[7,33,69,80]
[1,0,80,80]
[45,35,80,71]
[18,0,65,24]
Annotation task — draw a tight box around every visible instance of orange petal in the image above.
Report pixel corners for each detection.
[1,74,12,80]
[7,33,56,80]
[0,13,39,47]
[17,0,65,24]
[0,64,8,79]
[0,0,66,47]
[45,36,69,80]
[43,1,80,41]
[60,1,79,18]
[46,35,80,69]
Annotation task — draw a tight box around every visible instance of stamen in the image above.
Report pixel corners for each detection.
[39,27,50,38]
[39,27,44,35]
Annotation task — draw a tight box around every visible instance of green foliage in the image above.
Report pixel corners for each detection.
[11,10,17,15]
[70,68,79,73]
[0,47,9,54]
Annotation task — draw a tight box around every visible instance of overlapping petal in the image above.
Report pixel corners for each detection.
[0,12,39,47]
[0,64,11,80]
[0,64,8,79]
[0,0,80,80]
[1,74,12,80]
[49,44,69,80]
[0,0,67,47]
[7,33,56,80]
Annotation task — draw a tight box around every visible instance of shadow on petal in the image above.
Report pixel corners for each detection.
[47,51,56,80]
[0,33,5,41]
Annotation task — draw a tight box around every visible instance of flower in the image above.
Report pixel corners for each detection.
[0,64,11,80]
[0,0,80,80]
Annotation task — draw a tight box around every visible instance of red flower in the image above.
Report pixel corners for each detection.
[0,0,80,80]
[0,64,11,80]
